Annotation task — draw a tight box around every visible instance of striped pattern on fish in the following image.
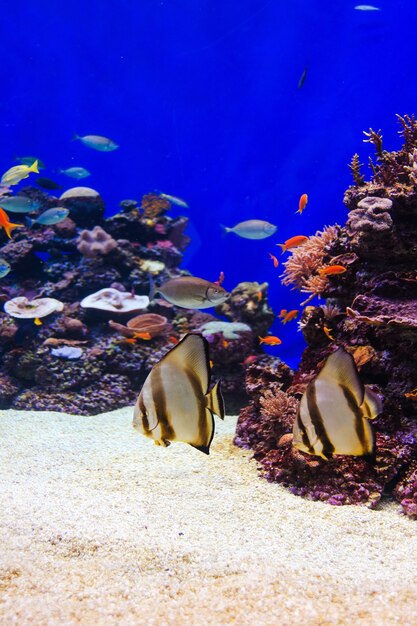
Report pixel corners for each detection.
[133,333,224,454]
[293,348,382,459]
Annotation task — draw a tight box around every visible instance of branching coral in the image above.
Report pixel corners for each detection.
[348,153,365,186]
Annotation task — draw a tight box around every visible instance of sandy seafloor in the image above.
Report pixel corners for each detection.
[1,409,417,626]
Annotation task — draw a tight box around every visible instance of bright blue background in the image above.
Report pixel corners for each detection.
[0,0,414,367]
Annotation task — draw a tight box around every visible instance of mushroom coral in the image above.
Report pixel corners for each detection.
[4,296,64,319]
[80,288,149,314]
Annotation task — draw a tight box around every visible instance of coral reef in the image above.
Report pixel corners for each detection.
[215,281,275,337]
[0,190,264,414]
[235,116,417,518]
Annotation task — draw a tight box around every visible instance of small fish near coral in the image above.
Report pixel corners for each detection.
[280,309,299,324]
[293,347,383,460]
[277,235,309,253]
[133,333,225,454]
[318,265,346,277]
[0,208,22,238]
[0,196,41,213]
[158,193,189,208]
[259,335,282,346]
[268,253,279,268]
[35,177,62,190]
[150,276,229,309]
[26,207,69,227]
[221,220,277,240]
[1,160,39,185]
[296,193,308,215]
[0,257,11,278]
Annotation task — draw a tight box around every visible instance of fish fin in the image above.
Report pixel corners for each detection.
[72,134,80,141]
[277,244,286,253]
[220,224,232,236]
[190,443,210,455]
[319,347,364,405]
[361,385,383,420]
[157,333,210,394]
[206,380,225,419]
[25,216,35,228]
[29,160,39,174]
[148,277,158,302]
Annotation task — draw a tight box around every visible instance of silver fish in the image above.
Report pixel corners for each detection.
[73,134,119,151]
[293,347,382,460]
[222,219,277,240]
[60,167,91,179]
[159,193,189,208]
[0,196,41,213]
[150,276,229,309]
[133,333,224,453]
[26,207,69,226]
[0,258,11,278]
[354,5,380,10]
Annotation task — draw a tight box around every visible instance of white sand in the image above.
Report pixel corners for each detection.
[1,408,417,626]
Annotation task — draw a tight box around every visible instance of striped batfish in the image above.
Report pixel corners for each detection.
[293,347,382,460]
[133,333,225,454]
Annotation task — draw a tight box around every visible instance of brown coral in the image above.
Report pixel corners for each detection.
[108,313,170,338]
[140,193,170,219]
[77,226,118,258]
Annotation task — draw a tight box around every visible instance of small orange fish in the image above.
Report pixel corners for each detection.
[256,290,263,302]
[242,355,257,366]
[318,265,347,277]
[168,335,179,345]
[259,335,282,346]
[0,207,22,239]
[214,271,225,286]
[296,193,308,215]
[119,338,137,345]
[404,386,417,399]
[281,309,299,324]
[323,324,334,341]
[268,253,279,268]
[222,340,229,348]
[277,235,308,253]
[132,332,152,340]
[34,317,43,326]
[278,309,287,319]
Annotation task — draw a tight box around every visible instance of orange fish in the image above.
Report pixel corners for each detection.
[168,335,179,345]
[318,265,347,277]
[209,360,214,369]
[242,355,257,366]
[268,253,279,268]
[278,309,287,319]
[118,338,137,345]
[259,335,282,346]
[222,340,229,348]
[281,309,299,324]
[323,324,334,341]
[34,317,43,326]
[256,290,263,302]
[277,235,308,253]
[132,332,152,340]
[296,193,308,215]
[0,208,22,239]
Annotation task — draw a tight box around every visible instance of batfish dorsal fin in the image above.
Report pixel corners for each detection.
[361,384,383,420]
[319,347,364,405]
[157,333,210,394]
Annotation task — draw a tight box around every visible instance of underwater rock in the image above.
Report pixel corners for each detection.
[59,187,105,227]
[236,116,417,517]
[215,281,275,338]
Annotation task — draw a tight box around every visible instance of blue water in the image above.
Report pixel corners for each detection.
[0,0,415,367]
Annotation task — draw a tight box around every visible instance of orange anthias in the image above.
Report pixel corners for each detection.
[259,335,282,346]
[296,193,308,215]
[318,265,347,277]
[281,309,299,324]
[277,235,309,253]
[268,252,279,268]
[0,207,22,238]
[132,332,152,340]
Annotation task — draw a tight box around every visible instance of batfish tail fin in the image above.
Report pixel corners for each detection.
[206,380,225,419]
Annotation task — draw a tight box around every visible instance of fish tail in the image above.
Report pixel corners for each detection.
[206,380,225,420]
[29,160,39,173]
[72,134,80,142]
[220,224,231,236]
[25,216,35,228]
[258,336,265,344]
[148,276,157,302]
[277,244,286,253]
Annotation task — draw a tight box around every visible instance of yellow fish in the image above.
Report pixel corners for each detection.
[1,160,39,185]
[293,348,382,460]
[133,333,224,454]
